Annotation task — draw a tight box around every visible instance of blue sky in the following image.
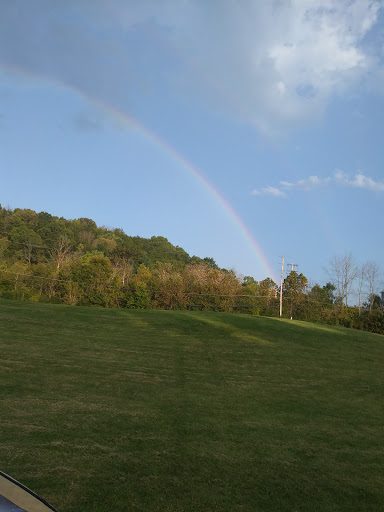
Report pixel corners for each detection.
[1,0,383,285]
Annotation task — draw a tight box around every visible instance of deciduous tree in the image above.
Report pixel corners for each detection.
[283,271,308,319]
[328,253,358,309]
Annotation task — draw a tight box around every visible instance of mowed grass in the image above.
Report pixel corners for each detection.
[0,300,383,512]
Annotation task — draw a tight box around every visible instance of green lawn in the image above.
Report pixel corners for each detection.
[0,299,383,511]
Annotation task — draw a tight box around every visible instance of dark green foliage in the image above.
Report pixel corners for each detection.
[124,282,152,309]
[1,207,197,271]
[335,308,384,334]
[9,225,43,263]
[364,293,384,311]
[242,275,258,286]
[69,255,120,307]
[283,271,308,319]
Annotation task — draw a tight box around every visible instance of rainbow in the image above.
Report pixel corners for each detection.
[1,63,277,280]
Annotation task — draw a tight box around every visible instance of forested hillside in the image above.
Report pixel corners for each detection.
[0,205,383,334]
[0,205,277,313]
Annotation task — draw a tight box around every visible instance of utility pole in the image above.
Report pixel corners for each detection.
[279,256,284,317]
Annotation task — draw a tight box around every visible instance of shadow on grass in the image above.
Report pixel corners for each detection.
[186,312,275,346]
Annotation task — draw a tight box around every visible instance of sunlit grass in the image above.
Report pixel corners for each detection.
[1,299,383,511]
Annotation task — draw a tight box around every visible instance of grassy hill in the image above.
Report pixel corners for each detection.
[1,299,383,512]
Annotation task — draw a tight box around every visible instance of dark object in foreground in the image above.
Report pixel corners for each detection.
[0,472,58,512]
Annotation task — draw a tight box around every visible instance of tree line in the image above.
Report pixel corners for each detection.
[0,206,383,334]
[0,205,278,313]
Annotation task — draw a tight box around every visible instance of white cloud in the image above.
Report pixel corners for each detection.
[0,0,382,134]
[252,186,286,197]
[335,170,384,191]
[281,175,331,189]
[253,171,384,197]
[155,0,383,134]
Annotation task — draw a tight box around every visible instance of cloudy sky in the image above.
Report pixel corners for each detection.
[1,0,383,284]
